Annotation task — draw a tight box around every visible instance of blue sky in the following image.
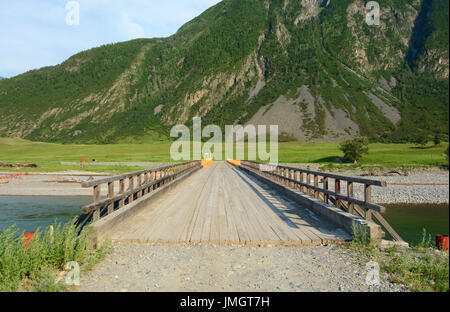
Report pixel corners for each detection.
[0,0,221,78]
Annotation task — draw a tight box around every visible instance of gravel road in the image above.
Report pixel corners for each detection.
[76,242,407,292]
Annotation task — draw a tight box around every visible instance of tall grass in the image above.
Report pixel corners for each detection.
[0,219,111,292]
[347,229,449,292]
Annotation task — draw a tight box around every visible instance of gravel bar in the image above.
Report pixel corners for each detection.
[282,164,449,204]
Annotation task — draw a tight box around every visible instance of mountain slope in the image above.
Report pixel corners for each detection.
[0,0,448,143]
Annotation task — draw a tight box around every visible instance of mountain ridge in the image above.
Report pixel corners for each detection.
[0,0,448,143]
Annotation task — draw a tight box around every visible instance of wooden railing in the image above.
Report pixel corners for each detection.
[234,160,404,242]
[81,161,201,221]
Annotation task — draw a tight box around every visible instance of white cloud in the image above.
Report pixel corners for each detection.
[120,11,145,39]
[0,0,221,77]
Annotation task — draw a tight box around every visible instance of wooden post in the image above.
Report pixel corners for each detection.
[335,179,341,210]
[49,225,54,245]
[93,185,100,221]
[365,184,372,221]
[347,182,354,215]
[300,172,305,193]
[137,174,143,198]
[306,173,311,196]
[119,179,125,208]
[314,175,319,199]
[324,177,329,204]
[107,182,114,214]
[295,171,300,191]
[129,176,134,202]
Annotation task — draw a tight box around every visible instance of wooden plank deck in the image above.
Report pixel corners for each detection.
[108,162,352,245]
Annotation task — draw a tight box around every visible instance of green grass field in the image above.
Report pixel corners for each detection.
[0,138,448,173]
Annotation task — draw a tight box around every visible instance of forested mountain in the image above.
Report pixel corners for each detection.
[0,0,448,143]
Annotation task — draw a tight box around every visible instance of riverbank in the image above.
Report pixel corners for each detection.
[0,173,97,196]
[0,167,448,204]
[283,164,449,204]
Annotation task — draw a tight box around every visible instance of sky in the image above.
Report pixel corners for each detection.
[0,0,221,78]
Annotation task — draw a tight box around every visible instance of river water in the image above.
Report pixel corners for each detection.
[382,203,449,246]
[0,196,91,234]
[0,197,448,246]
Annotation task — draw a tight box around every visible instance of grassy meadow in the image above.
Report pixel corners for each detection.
[0,137,448,173]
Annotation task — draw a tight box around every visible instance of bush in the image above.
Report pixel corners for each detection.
[339,137,369,164]
[0,219,111,292]
[413,132,431,147]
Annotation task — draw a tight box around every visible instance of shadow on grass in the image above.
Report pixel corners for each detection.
[312,156,345,163]
[409,145,436,150]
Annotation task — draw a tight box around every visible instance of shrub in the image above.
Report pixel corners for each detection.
[0,219,111,292]
[339,137,369,164]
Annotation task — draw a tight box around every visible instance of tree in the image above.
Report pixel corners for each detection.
[339,137,370,164]
[413,131,430,148]
[433,133,442,146]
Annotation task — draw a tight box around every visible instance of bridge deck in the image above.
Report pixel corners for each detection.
[108,162,352,245]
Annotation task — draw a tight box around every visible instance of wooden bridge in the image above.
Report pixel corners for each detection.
[78,161,405,247]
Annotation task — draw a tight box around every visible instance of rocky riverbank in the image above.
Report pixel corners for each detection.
[283,164,449,204]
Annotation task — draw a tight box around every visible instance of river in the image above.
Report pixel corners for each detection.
[0,197,448,246]
[383,203,449,246]
[0,196,91,234]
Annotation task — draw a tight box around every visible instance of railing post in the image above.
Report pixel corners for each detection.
[119,179,125,207]
[137,174,143,198]
[335,179,341,210]
[93,185,100,221]
[129,176,134,202]
[300,172,305,193]
[295,171,300,191]
[365,184,372,221]
[324,177,329,204]
[347,182,354,215]
[107,182,114,214]
[306,173,311,196]
[314,175,319,199]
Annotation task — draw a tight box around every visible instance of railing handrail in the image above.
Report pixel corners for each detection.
[81,161,197,188]
[243,161,387,187]
[81,164,198,214]
[237,160,386,214]
[232,160,405,242]
[80,161,202,222]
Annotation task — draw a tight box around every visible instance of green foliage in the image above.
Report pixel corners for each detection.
[347,229,449,292]
[0,219,111,292]
[413,131,431,147]
[0,0,448,143]
[339,137,370,163]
